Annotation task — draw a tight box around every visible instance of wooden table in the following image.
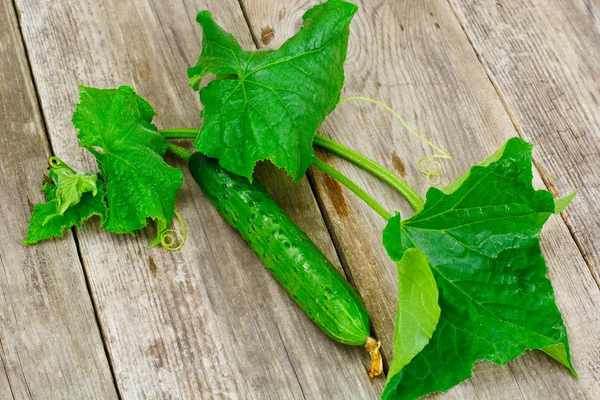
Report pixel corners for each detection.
[1,0,599,398]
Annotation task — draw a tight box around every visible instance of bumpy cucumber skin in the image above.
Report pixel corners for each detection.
[189,153,370,345]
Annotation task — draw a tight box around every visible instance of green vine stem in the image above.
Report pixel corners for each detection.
[159,128,424,211]
[160,128,200,140]
[165,142,392,220]
[166,142,192,160]
[313,134,424,212]
[312,158,392,220]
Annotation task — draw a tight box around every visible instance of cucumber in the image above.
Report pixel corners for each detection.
[189,153,371,345]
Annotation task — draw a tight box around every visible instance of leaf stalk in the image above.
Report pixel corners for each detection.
[159,128,424,212]
[160,128,199,140]
[313,134,424,211]
[166,143,192,160]
[312,158,392,220]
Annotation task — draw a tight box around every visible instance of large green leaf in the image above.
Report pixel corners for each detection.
[188,0,357,182]
[382,138,575,399]
[73,86,183,236]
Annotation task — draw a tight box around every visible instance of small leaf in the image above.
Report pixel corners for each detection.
[24,179,107,245]
[381,138,575,399]
[555,190,577,214]
[382,212,404,262]
[73,86,183,237]
[47,166,98,220]
[384,241,441,386]
[188,0,358,181]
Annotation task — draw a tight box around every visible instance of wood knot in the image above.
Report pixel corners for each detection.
[392,151,407,177]
[322,173,348,217]
[261,26,275,46]
[148,255,158,276]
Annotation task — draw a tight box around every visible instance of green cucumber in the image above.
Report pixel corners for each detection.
[188,153,371,346]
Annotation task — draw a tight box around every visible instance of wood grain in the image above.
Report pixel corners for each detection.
[0,0,118,398]
[240,0,600,398]
[0,347,13,399]
[447,0,600,286]
[14,0,384,397]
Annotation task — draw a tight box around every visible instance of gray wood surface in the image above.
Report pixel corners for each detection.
[0,0,118,398]
[239,0,600,398]
[0,359,11,400]
[447,0,600,285]
[11,0,383,398]
[2,0,599,398]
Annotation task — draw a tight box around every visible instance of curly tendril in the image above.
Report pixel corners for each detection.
[338,96,453,184]
[160,210,187,251]
[417,155,445,185]
[48,156,75,172]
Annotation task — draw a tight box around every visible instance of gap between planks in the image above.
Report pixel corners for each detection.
[8,0,123,395]
[72,233,123,399]
[444,0,599,290]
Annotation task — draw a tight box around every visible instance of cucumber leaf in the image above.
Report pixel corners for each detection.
[47,161,98,221]
[381,138,575,400]
[383,239,441,382]
[73,86,183,237]
[24,166,107,245]
[188,0,357,182]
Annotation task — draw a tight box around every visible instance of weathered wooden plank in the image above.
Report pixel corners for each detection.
[0,347,13,399]
[0,0,118,398]
[240,0,600,398]
[15,0,384,397]
[447,0,600,287]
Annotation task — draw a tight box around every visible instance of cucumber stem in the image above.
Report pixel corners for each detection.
[314,134,424,212]
[312,158,392,220]
[166,142,192,160]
